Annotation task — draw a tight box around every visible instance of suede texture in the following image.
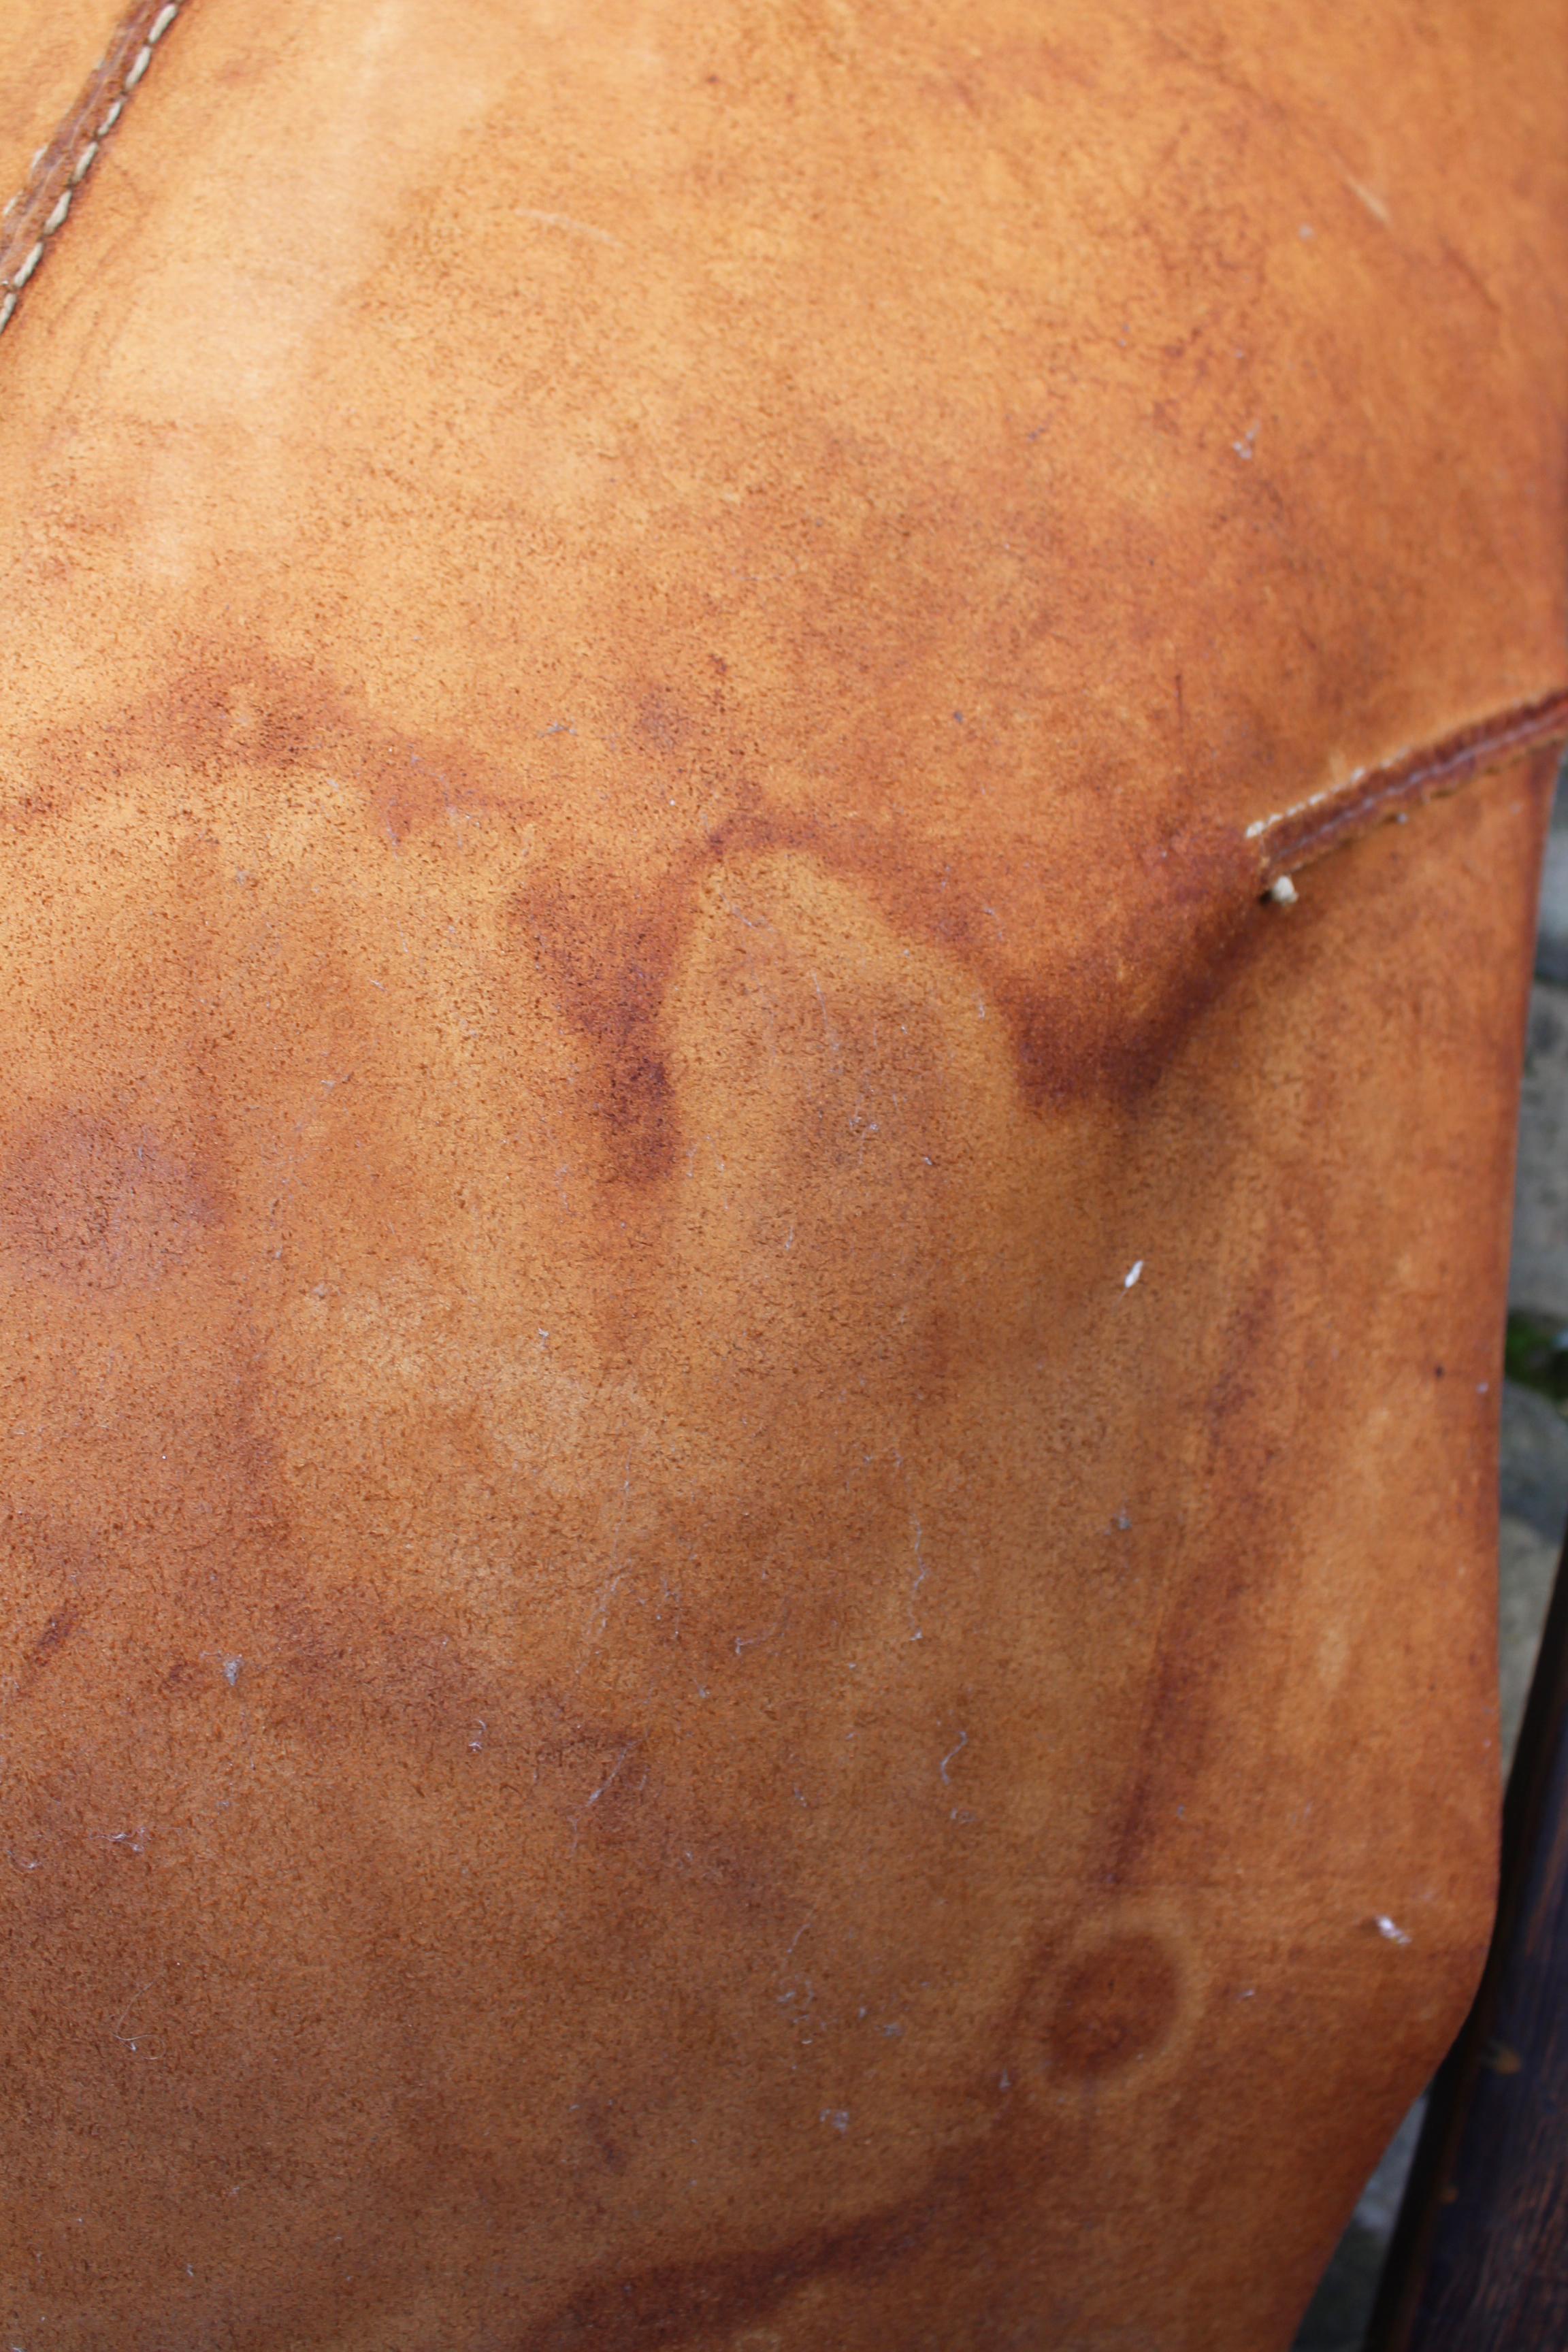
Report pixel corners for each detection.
[0,3,1564,2346]
[0,0,125,203]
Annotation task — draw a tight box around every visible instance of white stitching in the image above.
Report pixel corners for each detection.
[1245,763,1388,842]
[1248,688,1568,885]
[0,2,189,338]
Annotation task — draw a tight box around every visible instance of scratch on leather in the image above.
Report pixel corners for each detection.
[1251,685,1568,891]
[0,0,187,338]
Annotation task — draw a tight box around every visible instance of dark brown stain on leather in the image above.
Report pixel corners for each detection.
[515,2159,955,2352]
[517,866,687,1187]
[1043,1930,1181,2078]
[27,653,1279,1139]
[975,819,1263,1109]
[507,2026,1103,2352]
[0,3,1556,2334]
[11,1607,80,1710]
[20,651,1554,1237]
[1102,1272,1295,1886]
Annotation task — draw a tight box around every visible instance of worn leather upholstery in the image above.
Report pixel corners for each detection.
[0,3,1564,2345]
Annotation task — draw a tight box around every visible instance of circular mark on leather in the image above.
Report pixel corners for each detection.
[1045,1931,1180,2078]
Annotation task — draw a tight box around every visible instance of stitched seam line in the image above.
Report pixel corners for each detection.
[1252,685,1568,885]
[0,0,1561,885]
[0,0,189,338]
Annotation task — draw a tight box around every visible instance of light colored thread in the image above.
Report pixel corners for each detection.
[0,1,193,339]
[1248,686,1568,887]
[1246,770,1375,842]
[517,206,621,248]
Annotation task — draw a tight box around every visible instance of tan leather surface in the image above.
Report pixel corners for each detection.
[0,3,1563,2345]
[0,0,123,210]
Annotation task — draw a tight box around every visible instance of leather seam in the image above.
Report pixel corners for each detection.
[0,0,190,339]
[1252,685,1568,894]
[0,0,1560,899]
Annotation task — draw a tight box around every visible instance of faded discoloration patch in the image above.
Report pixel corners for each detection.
[23,645,1283,1139]
[518,860,688,1187]
[0,1109,216,1288]
[0,0,1558,2338]
[0,735,1533,2348]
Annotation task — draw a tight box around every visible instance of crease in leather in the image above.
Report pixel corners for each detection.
[0,0,187,335]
